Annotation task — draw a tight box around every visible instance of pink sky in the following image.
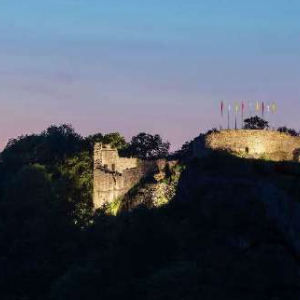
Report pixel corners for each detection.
[1,0,300,151]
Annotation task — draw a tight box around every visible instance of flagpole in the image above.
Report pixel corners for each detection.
[234,102,239,130]
[235,104,237,130]
[241,111,243,129]
[241,102,244,129]
[220,101,224,130]
[249,102,253,118]
[271,102,277,130]
[228,105,230,130]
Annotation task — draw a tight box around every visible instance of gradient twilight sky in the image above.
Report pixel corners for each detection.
[1,0,300,150]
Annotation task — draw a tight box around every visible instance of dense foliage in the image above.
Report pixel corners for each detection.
[278,126,299,137]
[125,132,170,159]
[1,125,300,299]
[244,116,269,130]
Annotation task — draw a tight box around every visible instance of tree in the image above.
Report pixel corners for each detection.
[244,116,269,130]
[85,133,104,150]
[127,133,170,159]
[278,126,299,137]
[102,132,127,149]
[85,132,127,151]
[1,134,43,171]
[172,141,193,160]
[40,124,84,163]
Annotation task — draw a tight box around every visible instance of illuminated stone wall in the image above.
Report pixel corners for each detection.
[93,166,147,208]
[94,143,138,173]
[205,130,300,161]
[93,143,158,208]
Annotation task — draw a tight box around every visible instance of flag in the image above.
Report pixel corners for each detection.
[262,102,265,117]
[221,101,224,117]
[227,105,231,130]
[271,102,277,114]
[255,102,260,112]
[241,101,245,129]
[234,102,239,113]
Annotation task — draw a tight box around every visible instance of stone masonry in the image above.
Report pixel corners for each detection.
[93,143,158,209]
[205,130,300,162]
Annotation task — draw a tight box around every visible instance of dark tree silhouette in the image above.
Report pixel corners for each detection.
[127,133,170,159]
[244,116,269,130]
[278,126,299,137]
[85,132,127,152]
[40,124,84,162]
[1,124,300,300]
[85,133,104,146]
[171,141,193,161]
[1,124,83,169]
[206,128,219,135]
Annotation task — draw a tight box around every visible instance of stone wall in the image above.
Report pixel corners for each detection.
[117,157,139,173]
[93,143,159,209]
[94,143,138,174]
[205,130,300,162]
[93,166,146,208]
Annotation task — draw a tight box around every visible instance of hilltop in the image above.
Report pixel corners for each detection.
[0,124,300,299]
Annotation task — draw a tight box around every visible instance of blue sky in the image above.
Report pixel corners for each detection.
[1,0,300,149]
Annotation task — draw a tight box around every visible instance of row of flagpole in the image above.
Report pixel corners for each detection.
[220,101,278,130]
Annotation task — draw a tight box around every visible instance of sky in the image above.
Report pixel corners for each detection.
[0,0,300,150]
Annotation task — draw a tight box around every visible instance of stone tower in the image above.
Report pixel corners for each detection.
[94,143,119,173]
[93,143,145,208]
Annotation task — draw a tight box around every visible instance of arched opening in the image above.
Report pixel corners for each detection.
[245,147,249,154]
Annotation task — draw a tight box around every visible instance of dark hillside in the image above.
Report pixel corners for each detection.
[1,128,300,300]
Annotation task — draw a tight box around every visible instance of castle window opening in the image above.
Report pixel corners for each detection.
[245,147,249,154]
[112,164,116,172]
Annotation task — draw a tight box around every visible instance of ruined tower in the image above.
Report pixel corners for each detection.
[93,143,145,208]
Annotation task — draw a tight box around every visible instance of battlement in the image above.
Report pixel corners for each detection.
[94,143,138,174]
[205,130,300,162]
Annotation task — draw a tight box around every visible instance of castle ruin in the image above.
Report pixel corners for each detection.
[205,130,300,162]
[93,143,160,209]
[93,130,300,208]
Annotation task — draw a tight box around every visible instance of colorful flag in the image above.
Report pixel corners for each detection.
[271,102,277,114]
[227,105,231,129]
[255,102,260,112]
[221,101,224,117]
[241,101,245,129]
[234,102,239,113]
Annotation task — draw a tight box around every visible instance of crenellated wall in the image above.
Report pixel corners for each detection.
[94,143,138,174]
[205,130,300,161]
